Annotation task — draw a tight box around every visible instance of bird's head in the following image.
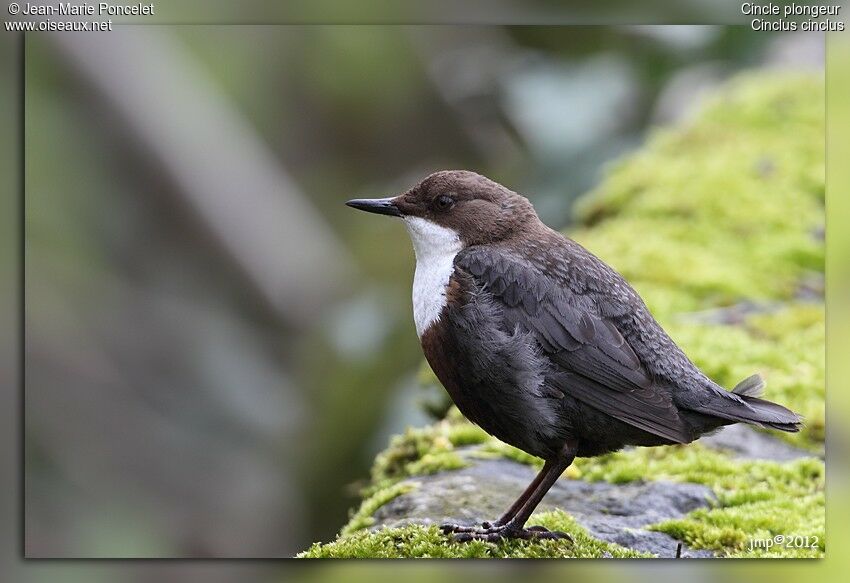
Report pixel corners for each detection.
[346,170,539,254]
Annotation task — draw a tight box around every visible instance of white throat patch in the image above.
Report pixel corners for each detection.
[403,217,463,338]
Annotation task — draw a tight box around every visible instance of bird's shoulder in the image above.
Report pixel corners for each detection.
[454,232,639,322]
[454,238,640,365]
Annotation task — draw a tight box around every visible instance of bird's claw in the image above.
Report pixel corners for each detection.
[440,521,572,543]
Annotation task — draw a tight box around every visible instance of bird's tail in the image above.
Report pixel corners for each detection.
[693,374,803,433]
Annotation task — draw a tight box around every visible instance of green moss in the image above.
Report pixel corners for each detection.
[653,494,824,558]
[301,72,825,559]
[573,73,824,319]
[574,445,824,557]
[365,416,489,496]
[476,440,544,468]
[300,509,650,558]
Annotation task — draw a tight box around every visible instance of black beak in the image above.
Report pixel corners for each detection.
[345,197,402,217]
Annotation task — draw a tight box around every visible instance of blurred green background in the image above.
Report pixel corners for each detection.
[8,24,828,562]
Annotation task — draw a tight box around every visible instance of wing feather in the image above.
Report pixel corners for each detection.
[455,246,691,444]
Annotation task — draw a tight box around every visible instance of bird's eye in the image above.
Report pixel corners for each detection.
[434,194,455,211]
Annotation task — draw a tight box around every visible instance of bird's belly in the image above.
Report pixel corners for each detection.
[418,300,673,459]
[419,299,569,459]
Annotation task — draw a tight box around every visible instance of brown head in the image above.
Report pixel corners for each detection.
[346,170,540,251]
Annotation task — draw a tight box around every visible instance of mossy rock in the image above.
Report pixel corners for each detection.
[301,72,825,558]
[299,509,650,558]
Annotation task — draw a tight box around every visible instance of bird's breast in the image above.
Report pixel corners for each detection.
[411,254,458,338]
[404,216,463,338]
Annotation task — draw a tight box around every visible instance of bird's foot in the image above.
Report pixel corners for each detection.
[440,522,572,543]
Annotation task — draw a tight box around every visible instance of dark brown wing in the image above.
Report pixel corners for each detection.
[455,245,692,444]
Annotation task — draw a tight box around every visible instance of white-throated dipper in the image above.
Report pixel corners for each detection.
[346,170,802,542]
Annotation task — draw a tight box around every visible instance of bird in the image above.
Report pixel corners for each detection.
[346,170,802,543]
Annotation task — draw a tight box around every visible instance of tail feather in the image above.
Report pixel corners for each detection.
[690,374,803,433]
[735,395,803,432]
[732,374,765,397]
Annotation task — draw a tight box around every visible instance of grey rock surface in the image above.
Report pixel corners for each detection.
[370,453,716,557]
[699,424,818,462]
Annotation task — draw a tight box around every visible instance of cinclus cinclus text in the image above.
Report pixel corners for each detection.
[346,170,802,543]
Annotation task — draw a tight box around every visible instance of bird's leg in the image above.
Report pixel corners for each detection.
[444,439,578,542]
[487,459,551,528]
[440,460,552,534]
[492,452,573,540]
